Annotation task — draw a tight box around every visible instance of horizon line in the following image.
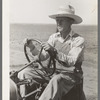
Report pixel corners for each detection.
[10,23,97,26]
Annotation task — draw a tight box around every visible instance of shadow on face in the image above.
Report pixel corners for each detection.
[55,17,74,33]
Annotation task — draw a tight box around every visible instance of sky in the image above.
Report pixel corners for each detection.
[10,0,97,25]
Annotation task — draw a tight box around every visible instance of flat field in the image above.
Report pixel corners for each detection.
[10,24,98,100]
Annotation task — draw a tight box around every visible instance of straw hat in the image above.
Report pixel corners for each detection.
[49,4,82,24]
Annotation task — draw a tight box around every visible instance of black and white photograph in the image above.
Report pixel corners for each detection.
[4,0,98,100]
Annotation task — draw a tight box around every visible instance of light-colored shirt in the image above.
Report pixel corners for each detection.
[47,30,84,68]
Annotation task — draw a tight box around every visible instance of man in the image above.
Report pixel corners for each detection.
[18,4,86,100]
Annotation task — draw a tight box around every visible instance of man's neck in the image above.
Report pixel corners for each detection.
[60,28,71,39]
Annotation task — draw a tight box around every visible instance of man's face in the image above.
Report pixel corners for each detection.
[56,17,73,33]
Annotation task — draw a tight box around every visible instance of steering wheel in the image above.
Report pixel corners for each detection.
[24,39,56,77]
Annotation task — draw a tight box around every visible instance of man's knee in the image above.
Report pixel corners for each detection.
[18,69,27,79]
[50,74,62,83]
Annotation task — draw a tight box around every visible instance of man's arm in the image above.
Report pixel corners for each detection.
[55,37,85,67]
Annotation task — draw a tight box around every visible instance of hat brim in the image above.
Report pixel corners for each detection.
[49,14,82,24]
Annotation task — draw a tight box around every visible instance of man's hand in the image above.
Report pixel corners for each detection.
[42,42,57,58]
[41,42,54,52]
[23,38,35,51]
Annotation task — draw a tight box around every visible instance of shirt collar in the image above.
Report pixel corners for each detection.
[57,30,74,42]
[57,30,73,37]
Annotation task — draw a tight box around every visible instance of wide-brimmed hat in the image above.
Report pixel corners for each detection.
[49,4,82,24]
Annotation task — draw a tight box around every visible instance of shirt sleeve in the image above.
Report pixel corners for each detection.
[47,34,56,47]
[56,37,85,67]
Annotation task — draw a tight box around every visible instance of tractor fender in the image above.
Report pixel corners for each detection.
[10,79,18,100]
